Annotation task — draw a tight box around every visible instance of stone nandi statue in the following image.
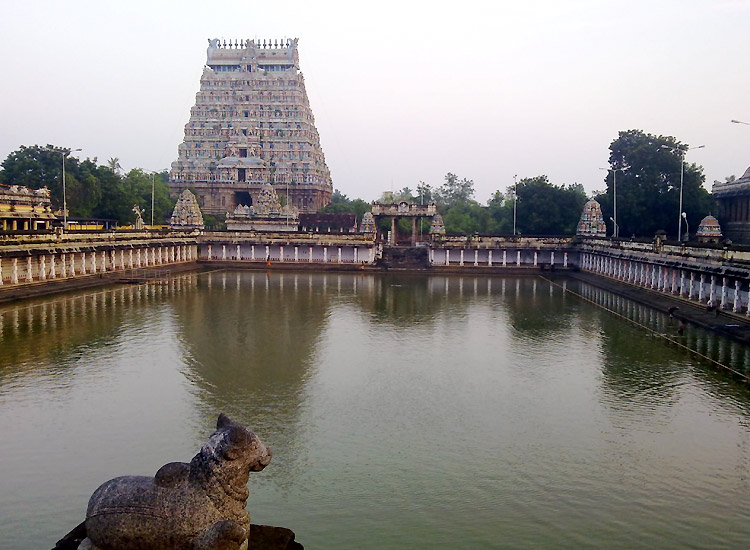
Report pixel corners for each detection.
[54,414,272,550]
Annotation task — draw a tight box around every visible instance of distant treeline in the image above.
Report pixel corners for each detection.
[0,145,175,225]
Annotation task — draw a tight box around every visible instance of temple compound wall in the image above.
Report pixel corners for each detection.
[168,38,333,217]
[0,232,197,288]
[197,232,377,265]
[579,237,750,315]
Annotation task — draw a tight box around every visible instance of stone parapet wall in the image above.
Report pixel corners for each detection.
[0,232,199,288]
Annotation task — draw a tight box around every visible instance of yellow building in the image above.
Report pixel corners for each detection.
[0,184,56,232]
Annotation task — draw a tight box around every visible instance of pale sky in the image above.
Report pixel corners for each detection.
[1,0,748,203]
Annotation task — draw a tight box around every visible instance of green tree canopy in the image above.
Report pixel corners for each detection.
[0,145,175,224]
[596,130,712,239]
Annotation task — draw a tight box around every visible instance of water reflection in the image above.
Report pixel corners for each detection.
[2,272,750,549]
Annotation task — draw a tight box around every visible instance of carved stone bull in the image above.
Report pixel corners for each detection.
[54,413,272,550]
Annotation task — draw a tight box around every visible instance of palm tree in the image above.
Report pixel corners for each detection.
[107,157,122,174]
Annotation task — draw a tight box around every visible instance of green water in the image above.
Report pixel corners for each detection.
[1,272,749,549]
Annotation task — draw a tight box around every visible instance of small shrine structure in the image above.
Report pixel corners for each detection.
[225,182,298,231]
[170,190,204,229]
[696,214,723,244]
[576,200,607,237]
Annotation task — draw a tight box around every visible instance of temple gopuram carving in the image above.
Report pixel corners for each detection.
[170,189,204,229]
[169,38,333,218]
[225,182,299,231]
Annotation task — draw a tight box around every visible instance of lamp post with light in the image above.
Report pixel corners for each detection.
[513,174,518,236]
[681,212,689,241]
[600,167,625,238]
[142,169,160,227]
[43,146,81,233]
[661,144,705,242]
[731,119,750,126]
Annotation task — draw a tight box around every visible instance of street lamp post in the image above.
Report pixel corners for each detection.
[600,167,624,238]
[513,174,518,236]
[43,147,81,233]
[681,212,689,241]
[609,217,619,238]
[731,119,750,126]
[661,144,705,242]
[142,169,161,227]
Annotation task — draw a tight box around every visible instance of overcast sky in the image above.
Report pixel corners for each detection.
[1,0,749,203]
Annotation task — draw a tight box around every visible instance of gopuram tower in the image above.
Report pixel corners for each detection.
[168,38,333,217]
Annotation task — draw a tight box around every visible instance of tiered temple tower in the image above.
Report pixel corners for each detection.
[169,38,333,217]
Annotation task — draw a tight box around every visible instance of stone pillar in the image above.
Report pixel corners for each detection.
[250,245,255,261]
[150,248,155,266]
[265,245,270,261]
[503,250,507,266]
[0,257,3,285]
[391,217,396,245]
[12,258,18,285]
[49,255,56,279]
[679,270,685,296]
[137,249,142,268]
[337,247,342,263]
[473,249,478,267]
[721,277,728,309]
[533,251,538,267]
[460,249,464,266]
[323,247,328,263]
[516,250,521,266]
[309,246,313,262]
[550,251,555,266]
[40,255,46,280]
[91,251,97,273]
[206,245,211,261]
[222,245,227,260]
[709,275,716,303]
[411,217,417,246]
[689,272,695,299]
[295,246,299,262]
[699,274,705,302]
[671,270,677,294]
[129,249,134,268]
[26,256,33,282]
[60,253,67,277]
[564,252,568,268]
[279,246,284,262]
[81,252,87,275]
[237,244,242,260]
[734,280,742,313]
[488,250,493,266]
[69,253,75,276]
[111,250,117,271]
[120,250,125,269]
[446,250,450,265]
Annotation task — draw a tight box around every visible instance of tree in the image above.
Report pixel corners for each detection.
[502,176,588,235]
[107,157,122,174]
[598,130,712,239]
[434,172,474,207]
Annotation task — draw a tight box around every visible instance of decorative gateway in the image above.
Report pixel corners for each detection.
[170,190,204,229]
[576,200,607,237]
